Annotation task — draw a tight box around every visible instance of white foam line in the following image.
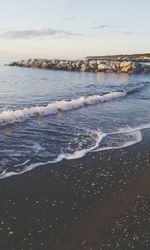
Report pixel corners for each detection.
[0,91,126,125]
[0,154,65,179]
[108,123,150,136]
[15,159,31,167]
[93,130,142,152]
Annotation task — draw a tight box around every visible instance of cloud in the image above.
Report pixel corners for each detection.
[63,17,76,21]
[124,31,134,35]
[124,31,150,36]
[0,28,81,40]
[65,0,81,7]
[93,24,113,29]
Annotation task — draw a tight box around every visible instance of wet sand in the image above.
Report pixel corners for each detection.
[0,129,149,250]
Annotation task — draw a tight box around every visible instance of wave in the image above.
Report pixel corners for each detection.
[126,83,148,95]
[0,91,127,125]
[0,81,149,126]
[0,123,149,180]
[1,82,149,126]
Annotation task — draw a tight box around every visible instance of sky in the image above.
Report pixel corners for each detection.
[0,0,150,58]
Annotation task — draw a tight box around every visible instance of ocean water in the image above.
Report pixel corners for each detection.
[0,57,150,179]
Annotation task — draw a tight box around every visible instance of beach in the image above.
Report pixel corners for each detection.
[0,128,149,250]
[0,57,150,250]
[1,0,150,249]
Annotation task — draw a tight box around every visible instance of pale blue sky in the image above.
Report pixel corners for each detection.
[0,0,149,58]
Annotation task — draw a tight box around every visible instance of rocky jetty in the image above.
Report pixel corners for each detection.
[8,58,150,73]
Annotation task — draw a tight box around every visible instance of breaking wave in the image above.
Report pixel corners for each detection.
[1,82,149,126]
[0,91,126,125]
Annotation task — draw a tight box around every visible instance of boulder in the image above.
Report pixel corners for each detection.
[80,63,89,72]
[97,60,103,64]
[22,60,31,67]
[89,60,97,70]
[59,63,67,70]
[121,66,132,73]
[89,60,97,65]
[9,61,17,66]
[71,62,77,70]
[53,62,63,70]
[52,59,60,64]
[41,61,49,69]
[110,61,120,72]
[97,63,111,72]
[120,61,133,73]
[32,61,41,68]
[67,65,74,71]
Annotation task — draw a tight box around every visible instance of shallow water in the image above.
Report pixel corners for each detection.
[0,57,150,178]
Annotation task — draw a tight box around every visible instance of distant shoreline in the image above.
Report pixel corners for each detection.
[85,53,150,62]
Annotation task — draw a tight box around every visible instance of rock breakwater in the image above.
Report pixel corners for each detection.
[8,59,150,73]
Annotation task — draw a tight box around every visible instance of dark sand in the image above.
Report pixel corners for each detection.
[61,166,150,250]
[0,130,149,250]
[97,195,150,250]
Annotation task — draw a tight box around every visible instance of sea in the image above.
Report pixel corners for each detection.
[0,57,150,179]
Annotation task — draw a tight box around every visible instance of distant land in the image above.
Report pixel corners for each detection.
[85,53,150,62]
